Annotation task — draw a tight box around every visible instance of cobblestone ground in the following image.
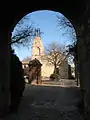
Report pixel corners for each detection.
[1,82,84,120]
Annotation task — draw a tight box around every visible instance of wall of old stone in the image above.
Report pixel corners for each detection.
[59,60,69,79]
[0,31,10,116]
[41,58,69,79]
[41,62,54,78]
[76,14,90,116]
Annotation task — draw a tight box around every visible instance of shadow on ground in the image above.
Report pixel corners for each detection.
[17,85,83,120]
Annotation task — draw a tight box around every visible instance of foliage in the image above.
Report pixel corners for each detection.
[67,41,77,62]
[28,58,42,67]
[50,73,58,80]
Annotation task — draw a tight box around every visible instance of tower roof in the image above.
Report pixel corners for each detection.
[22,57,31,64]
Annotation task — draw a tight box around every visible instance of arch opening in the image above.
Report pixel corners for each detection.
[8,8,87,119]
[11,9,78,85]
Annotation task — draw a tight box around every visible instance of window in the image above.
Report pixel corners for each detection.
[37,47,40,55]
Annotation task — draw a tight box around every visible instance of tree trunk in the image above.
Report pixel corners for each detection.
[54,64,57,74]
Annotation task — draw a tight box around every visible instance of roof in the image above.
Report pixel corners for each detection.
[22,57,31,64]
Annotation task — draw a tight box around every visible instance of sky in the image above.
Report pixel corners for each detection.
[12,10,76,61]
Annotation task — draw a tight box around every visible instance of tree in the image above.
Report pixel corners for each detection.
[57,15,77,60]
[57,15,77,43]
[57,15,79,83]
[11,25,34,47]
[45,42,68,74]
[57,15,77,55]
[10,15,42,47]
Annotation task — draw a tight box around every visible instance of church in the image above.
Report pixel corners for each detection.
[22,28,71,80]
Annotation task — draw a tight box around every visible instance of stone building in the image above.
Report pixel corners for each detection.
[22,29,71,79]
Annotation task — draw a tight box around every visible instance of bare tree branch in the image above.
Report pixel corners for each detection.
[10,15,40,47]
[57,15,77,67]
[45,42,68,74]
[57,15,73,28]
[57,15,77,43]
[10,26,34,45]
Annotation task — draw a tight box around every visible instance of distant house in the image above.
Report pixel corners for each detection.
[22,57,31,69]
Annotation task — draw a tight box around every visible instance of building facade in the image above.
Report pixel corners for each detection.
[22,29,71,79]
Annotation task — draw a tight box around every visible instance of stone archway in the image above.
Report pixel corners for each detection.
[0,1,90,117]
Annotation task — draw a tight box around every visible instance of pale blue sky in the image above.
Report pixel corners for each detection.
[12,10,76,61]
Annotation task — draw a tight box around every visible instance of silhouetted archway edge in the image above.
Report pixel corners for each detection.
[10,4,85,36]
[11,8,78,78]
[1,1,89,117]
[12,9,77,29]
[9,5,85,89]
[10,8,81,87]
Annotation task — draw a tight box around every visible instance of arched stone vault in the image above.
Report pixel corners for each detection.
[0,0,90,117]
[0,0,85,32]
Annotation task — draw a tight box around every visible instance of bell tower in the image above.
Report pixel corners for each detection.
[31,28,44,59]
